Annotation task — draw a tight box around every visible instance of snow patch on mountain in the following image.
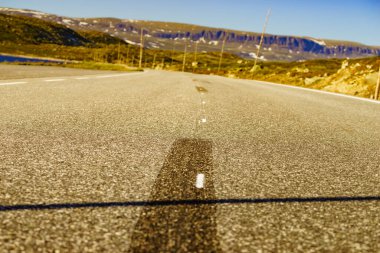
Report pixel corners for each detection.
[62,19,73,24]
[198,37,206,43]
[124,19,138,23]
[148,42,159,48]
[311,39,326,46]
[249,52,266,60]
[0,7,47,16]
[124,39,137,45]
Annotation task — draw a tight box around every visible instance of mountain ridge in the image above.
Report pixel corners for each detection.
[1,7,379,61]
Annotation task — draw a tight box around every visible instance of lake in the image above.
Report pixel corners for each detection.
[0,54,62,63]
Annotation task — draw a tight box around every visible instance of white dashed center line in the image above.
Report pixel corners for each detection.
[94,72,145,79]
[45,79,65,82]
[0,81,27,86]
[96,74,129,78]
[75,77,90,80]
[195,173,205,189]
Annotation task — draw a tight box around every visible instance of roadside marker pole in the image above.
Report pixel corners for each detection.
[139,28,144,69]
[152,54,157,69]
[217,33,227,74]
[182,34,190,72]
[193,41,199,73]
[375,64,380,100]
[171,40,175,67]
[182,41,187,72]
[252,8,271,76]
[194,41,198,63]
[117,42,121,63]
[182,29,194,72]
[126,44,130,65]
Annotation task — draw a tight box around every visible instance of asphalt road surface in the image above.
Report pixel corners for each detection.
[1,65,379,252]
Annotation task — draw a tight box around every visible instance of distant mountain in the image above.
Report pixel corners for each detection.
[1,7,379,61]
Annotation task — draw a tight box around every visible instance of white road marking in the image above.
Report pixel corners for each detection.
[252,80,380,105]
[44,79,65,82]
[206,74,380,105]
[0,81,27,86]
[75,77,90,80]
[195,173,205,189]
[96,75,115,79]
[95,73,142,78]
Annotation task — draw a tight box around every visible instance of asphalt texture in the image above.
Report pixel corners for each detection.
[0,65,379,252]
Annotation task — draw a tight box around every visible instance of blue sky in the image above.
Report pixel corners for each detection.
[1,0,379,46]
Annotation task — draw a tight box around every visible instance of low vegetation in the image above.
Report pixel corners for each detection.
[236,57,380,98]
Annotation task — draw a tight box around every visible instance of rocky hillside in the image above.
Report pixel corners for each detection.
[224,57,380,98]
[0,12,127,47]
[315,58,380,98]
[0,7,379,61]
[0,13,89,46]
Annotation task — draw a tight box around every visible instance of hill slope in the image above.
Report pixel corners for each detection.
[0,13,88,46]
[0,12,127,47]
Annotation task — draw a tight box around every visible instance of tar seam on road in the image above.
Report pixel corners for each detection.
[129,138,221,253]
[1,196,379,212]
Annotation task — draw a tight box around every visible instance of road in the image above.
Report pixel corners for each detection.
[1,65,379,252]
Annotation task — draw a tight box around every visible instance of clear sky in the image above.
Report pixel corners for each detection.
[1,0,379,46]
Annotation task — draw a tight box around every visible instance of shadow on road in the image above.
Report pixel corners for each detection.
[1,196,379,212]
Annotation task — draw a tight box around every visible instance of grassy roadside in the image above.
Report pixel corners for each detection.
[227,57,380,99]
[1,42,378,98]
[166,53,380,99]
[2,49,379,99]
